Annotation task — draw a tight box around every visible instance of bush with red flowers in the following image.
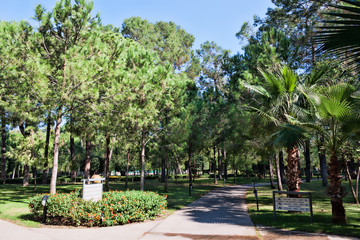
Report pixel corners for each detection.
[29,189,167,227]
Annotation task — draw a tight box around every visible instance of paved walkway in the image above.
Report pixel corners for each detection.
[1,184,358,240]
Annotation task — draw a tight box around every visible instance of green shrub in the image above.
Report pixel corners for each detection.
[29,189,167,227]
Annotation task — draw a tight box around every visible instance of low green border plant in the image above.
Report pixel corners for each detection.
[29,189,167,227]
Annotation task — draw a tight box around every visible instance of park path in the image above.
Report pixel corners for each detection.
[1,184,358,240]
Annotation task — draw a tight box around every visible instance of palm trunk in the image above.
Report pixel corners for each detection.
[286,145,301,193]
[42,114,51,184]
[268,155,276,189]
[50,109,62,194]
[1,110,6,183]
[304,139,311,182]
[140,129,146,191]
[328,151,346,224]
[274,154,283,191]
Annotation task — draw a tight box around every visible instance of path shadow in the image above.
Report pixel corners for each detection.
[181,186,254,226]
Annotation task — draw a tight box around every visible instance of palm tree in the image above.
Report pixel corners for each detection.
[241,66,307,193]
[315,0,360,69]
[272,124,308,193]
[314,83,360,224]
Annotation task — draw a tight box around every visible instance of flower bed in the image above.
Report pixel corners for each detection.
[29,190,167,227]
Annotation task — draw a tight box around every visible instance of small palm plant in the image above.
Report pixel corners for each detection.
[315,83,360,224]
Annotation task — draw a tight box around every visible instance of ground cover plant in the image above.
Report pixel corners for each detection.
[246,181,360,237]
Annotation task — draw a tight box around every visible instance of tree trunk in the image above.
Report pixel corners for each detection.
[279,151,286,184]
[218,147,222,180]
[356,157,360,205]
[223,147,228,179]
[213,146,217,184]
[344,159,358,204]
[286,145,301,193]
[263,161,266,180]
[125,149,130,188]
[104,135,112,192]
[318,135,328,187]
[50,109,62,194]
[188,141,192,196]
[268,155,276,189]
[274,154,283,191]
[161,155,166,183]
[304,139,311,182]
[70,135,76,181]
[32,167,37,191]
[209,155,212,175]
[140,129,146,191]
[1,110,6,183]
[84,138,92,180]
[42,114,51,184]
[23,164,29,187]
[11,165,16,179]
[164,146,169,193]
[328,151,346,224]
[342,147,358,204]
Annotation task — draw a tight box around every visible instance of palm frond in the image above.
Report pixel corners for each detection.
[304,65,328,86]
[259,68,284,95]
[281,66,297,93]
[245,106,280,126]
[272,124,308,149]
[239,80,271,98]
[315,0,360,70]
[317,95,352,120]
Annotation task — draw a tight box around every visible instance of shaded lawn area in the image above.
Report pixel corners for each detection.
[246,180,360,238]
[0,175,259,227]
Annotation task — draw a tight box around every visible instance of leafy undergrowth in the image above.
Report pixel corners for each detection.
[246,181,360,237]
[29,190,166,227]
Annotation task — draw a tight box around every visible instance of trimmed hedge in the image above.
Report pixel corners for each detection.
[29,189,167,227]
[109,175,159,182]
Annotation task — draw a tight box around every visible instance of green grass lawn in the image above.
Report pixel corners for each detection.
[0,175,259,227]
[246,180,360,237]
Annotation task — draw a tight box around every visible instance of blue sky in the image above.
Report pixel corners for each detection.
[0,0,274,54]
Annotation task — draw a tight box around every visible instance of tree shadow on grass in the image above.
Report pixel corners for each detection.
[19,213,37,222]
